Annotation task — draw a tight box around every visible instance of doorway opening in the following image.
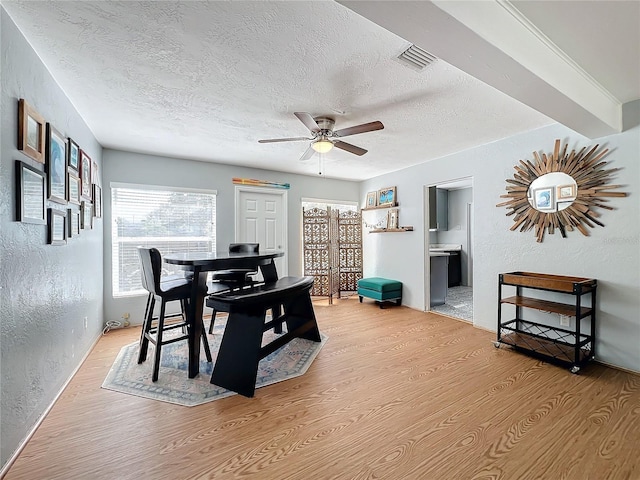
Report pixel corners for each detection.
[425,178,474,322]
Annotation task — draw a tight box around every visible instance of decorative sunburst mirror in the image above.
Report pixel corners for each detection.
[497,139,627,242]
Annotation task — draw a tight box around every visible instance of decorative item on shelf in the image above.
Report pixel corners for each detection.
[497,139,627,242]
[18,99,46,164]
[387,208,399,229]
[377,186,397,206]
[365,191,377,208]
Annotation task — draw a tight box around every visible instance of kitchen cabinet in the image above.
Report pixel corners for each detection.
[430,254,448,306]
[428,186,448,231]
[447,251,461,287]
[496,271,597,373]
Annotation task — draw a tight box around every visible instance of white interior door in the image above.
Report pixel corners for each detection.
[235,186,288,277]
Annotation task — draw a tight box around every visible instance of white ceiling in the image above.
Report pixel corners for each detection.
[3,1,638,181]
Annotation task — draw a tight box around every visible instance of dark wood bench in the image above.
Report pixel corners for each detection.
[205,276,321,397]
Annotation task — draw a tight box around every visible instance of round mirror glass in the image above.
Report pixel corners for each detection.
[527,172,577,212]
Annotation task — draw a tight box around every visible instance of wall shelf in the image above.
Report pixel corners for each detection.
[361,204,398,211]
[369,226,413,233]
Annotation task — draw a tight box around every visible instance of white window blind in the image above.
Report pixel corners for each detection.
[111,184,216,297]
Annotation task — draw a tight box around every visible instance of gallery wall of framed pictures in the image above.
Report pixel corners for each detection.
[14,98,101,245]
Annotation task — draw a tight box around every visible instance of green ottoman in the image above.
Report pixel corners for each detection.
[357,277,402,308]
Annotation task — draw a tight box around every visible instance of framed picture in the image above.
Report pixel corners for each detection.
[365,191,377,208]
[46,123,67,204]
[378,186,397,206]
[557,184,576,200]
[48,208,67,245]
[81,201,93,230]
[67,138,80,172]
[18,99,46,164]
[67,208,81,237]
[387,208,399,229]
[533,187,555,212]
[67,169,81,205]
[15,160,46,224]
[91,158,99,185]
[92,184,102,218]
[80,150,92,200]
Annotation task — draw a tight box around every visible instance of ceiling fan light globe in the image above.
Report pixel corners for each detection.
[311,140,333,153]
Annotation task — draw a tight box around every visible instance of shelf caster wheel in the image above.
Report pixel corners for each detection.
[494,341,501,348]
[570,366,580,374]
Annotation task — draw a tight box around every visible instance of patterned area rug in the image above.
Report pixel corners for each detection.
[102,319,327,406]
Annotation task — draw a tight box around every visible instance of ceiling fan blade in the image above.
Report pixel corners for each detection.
[258,136,311,143]
[294,112,321,133]
[334,140,367,156]
[333,121,384,138]
[299,145,316,161]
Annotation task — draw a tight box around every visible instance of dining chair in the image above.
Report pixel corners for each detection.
[208,243,260,333]
[137,247,212,381]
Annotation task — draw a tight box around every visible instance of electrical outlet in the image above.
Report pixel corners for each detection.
[559,314,570,327]
[83,316,88,330]
[123,312,130,320]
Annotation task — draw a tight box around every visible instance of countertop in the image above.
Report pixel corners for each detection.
[429,243,461,252]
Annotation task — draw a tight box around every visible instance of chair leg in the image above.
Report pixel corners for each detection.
[152,300,167,382]
[138,296,155,364]
[201,322,212,362]
[209,309,218,334]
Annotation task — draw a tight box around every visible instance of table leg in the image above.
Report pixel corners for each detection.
[188,267,207,378]
[211,306,266,397]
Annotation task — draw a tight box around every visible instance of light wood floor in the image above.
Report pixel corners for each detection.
[5,298,640,480]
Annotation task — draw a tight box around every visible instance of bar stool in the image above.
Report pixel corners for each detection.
[137,247,211,382]
[208,243,259,333]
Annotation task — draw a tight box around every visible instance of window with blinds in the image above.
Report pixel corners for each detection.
[111,184,216,297]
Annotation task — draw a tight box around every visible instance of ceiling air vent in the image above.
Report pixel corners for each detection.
[397,44,437,71]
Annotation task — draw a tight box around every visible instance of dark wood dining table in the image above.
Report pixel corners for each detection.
[164,250,284,378]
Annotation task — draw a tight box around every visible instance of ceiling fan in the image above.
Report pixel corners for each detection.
[258,112,384,161]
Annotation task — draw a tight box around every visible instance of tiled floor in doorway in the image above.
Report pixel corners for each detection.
[431,286,473,322]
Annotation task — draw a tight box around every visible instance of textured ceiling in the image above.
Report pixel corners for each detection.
[2,1,637,181]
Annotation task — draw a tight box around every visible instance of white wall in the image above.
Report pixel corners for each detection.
[102,149,359,324]
[361,120,640,373]
[0,9,103,469]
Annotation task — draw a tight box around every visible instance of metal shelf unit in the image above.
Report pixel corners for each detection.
[496,272,597,373]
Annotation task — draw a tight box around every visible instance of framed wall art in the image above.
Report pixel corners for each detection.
[67,169,81,205]
[46,123,67,204]
[18,99,46,164]
[67,208,81,237]
[67,138,80,172]
[81,201,93,230]
[377,186,397,206]
[80,150,92,200]
[92,184,102,218]
[557,183,576,200]
[533,187,555,212]
[15,160,46,224]
[48,208,67,245]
